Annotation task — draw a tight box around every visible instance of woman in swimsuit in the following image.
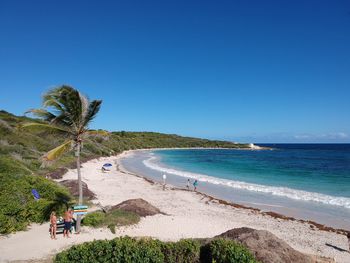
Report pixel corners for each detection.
[50,211,57,240]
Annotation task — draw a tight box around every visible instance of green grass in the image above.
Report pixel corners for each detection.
[82,210,140,233]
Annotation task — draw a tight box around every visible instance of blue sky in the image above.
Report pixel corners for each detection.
[0,0,349,143]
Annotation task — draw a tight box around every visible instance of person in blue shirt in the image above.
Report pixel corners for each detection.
[193,180,198,191]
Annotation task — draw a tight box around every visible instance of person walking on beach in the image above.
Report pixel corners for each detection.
[162,174,167,190]
[193,180,198,191]
[63,209,73,238]
[186,179,191,190]
[50,211,57,240]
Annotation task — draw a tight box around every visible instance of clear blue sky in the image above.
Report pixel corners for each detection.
[1,0,349,143]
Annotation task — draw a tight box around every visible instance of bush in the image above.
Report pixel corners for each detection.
[202,239,258,263]
[107,223,116,234]
[81,211,105,227]
[161,239,200,263]
[82,210,140,230]
[55,237,164,263]
[54,237,258,263]
[0,156,72,234]
[105,209,140,226]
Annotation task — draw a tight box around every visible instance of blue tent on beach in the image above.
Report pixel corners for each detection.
[103,163,112,167]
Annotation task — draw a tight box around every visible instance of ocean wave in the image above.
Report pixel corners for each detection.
[143,156,350,209]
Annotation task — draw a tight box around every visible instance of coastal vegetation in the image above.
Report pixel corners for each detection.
[0,109,248,234]
[23,85,104,232]
[0,156,71,233]
[54,236,259,263]
[82,210,140,233]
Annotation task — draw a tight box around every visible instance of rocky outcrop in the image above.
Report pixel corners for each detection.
[215,227,334,263]
[59,180,96,200]
[111,198,165,217]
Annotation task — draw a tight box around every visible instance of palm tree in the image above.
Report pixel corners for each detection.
[23,85,106,232]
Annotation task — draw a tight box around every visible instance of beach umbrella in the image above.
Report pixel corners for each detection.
[103,163,112,167]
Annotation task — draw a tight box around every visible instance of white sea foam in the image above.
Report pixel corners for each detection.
[143,156,350,209]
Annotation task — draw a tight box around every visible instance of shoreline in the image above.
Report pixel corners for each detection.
[1,152,349,262]
[117,149,349,235]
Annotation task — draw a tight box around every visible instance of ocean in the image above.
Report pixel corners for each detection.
[120,144,350,230]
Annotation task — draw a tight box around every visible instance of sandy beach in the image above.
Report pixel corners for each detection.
[1,151,350,262]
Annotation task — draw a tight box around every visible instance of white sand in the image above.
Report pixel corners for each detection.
[1,152,349,262]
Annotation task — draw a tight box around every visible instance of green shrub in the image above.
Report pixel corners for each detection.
[55,236,164,263]
[161,239,200,263]
[107,223,116,234]
[82,209,140,230]
[105,209,140,226]
[0,156,72,234]
[54,237,258,263]
[201,239,258,263]
[81,211,105,227]
[82,210,140,232]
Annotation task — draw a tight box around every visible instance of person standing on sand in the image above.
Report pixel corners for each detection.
[162,174,167,190]
[186,179,191,190]
[193,180,198,191]
[63,209,73,238]
[50,211,57,240]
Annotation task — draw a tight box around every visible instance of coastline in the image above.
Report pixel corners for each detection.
[118,149,349,235]
[118,144,272,151]
[0,151,349,262]
[121,148,350,229]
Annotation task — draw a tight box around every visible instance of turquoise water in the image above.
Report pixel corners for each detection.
[144,144,350,208]
[120,144,350,229]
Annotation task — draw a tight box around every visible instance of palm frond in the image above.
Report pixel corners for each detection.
[25,86,103,158]
[79,92,89,126]
[82,100,102,127]
[42,85,80,129]
[25,109,56,122]
[43,140,73,162]
[43,97,65,112]
[43,88,66,113]
[60,86,83,129]
[20,122,71,134]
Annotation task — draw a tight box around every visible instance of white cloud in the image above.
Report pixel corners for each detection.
[294,134,311,139]
[233,131,349,143]
[294,132,349,141]
[333,132,348,139]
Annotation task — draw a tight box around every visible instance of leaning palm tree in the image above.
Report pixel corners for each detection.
[23,85,106,232]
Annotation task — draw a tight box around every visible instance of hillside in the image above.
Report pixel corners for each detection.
[0,110,249,234]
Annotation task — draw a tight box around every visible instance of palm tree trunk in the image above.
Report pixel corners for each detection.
[76,142,82,233]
